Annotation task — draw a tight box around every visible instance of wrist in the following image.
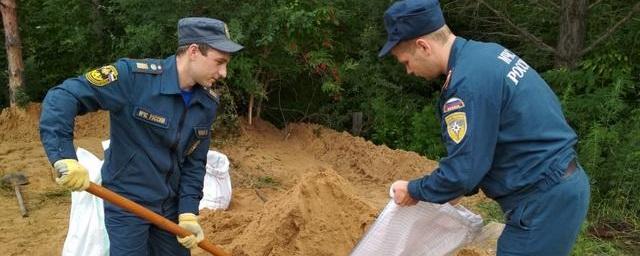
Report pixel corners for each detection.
[179,213,198,222]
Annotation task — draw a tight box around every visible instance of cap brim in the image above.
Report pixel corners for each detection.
[378,40,399,57]
[207,39,244,53]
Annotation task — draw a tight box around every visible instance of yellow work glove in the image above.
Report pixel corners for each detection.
[53,159,90,191]
[177,213,204,249]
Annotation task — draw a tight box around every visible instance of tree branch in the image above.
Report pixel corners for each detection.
[589,0,603,10]
[581,2,640,56]
[477,0,556,53]
[0,0,16,9]
[543,0,559,10]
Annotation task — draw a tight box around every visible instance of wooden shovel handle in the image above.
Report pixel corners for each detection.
[13,185,28,217]
[86,182,230,256]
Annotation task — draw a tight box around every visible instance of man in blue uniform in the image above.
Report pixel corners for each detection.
[39,17,243,255]
[380,1,590,255]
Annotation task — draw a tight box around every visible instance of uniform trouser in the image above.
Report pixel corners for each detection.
[104,200,190,256]
[497,164,590,256]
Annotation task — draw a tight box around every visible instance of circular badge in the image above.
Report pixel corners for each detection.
[85,65,118,87]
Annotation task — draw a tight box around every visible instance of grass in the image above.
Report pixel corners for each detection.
[253,175,280,189]
[475,200,503,224]
[572,227,627,256]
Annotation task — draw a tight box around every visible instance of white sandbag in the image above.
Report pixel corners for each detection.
[61,147,109,256]
[351,200,483,256]
[199,151,232,210]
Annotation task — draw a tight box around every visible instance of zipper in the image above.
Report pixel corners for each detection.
[167,104,188,194]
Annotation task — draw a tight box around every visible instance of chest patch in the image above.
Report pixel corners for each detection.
[195,127,209,138]
[445,112,467,144]
[134,107,169,128]
[443,97,465,113]
[85,65,118,87]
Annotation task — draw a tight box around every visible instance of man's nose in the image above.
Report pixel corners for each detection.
[405,66,413,75]
[218,65,227,79]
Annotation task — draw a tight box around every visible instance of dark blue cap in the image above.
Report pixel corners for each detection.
[378,0,445,57]
[178,17,244,53]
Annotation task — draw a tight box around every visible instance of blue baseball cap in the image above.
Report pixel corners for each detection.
[378,0,445,57]
[178,17,244,53]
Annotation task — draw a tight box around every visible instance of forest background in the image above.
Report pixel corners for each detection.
[1,0,638,254]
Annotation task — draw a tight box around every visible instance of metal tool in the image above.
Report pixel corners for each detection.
[2,172,29,217]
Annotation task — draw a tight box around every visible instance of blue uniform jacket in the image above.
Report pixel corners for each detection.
[40,56,218,214]
[408,37,578,205]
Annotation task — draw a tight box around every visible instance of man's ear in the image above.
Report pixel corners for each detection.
[415,38,431,55]
[188,44,199,59]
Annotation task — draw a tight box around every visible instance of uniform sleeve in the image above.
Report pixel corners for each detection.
[407,80,501,204]
[39,60,131,164]
[178,137,209,214]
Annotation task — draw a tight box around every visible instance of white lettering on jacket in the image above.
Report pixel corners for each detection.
[506,58,530,86]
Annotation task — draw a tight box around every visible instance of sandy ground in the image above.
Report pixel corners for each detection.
[0,104,497,256]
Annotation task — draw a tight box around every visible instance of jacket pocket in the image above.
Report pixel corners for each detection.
[505,201,533,231]
[184,126,209,158]
[107,151,136,183]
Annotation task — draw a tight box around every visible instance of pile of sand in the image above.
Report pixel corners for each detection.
[227,169,377,255]
[287,123,435,183]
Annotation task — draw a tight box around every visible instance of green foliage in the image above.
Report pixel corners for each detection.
[572,226,626,256]
[253,175,280,189]
[408,103,446,160]
[15,88,30,108]
[2,1,640,251]
[474,200,503,224]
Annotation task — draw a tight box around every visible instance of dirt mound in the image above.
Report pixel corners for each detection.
[287,123,436,183]
[0,104,41,143]
[228,169,377,256]
[0,104,109,144]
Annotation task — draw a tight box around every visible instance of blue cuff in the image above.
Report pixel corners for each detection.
[49,140,78,165]
[408,177,427,202]
[179,197,199,214]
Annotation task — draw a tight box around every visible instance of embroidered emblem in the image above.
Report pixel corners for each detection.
[186,140,201,156]
[135,109,168,127]
[445,112,467,144]
[85,65,118,86]
[443,97,465,113]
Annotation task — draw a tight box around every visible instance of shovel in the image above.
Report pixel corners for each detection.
[85,182,230,256]
[2,172,29,217]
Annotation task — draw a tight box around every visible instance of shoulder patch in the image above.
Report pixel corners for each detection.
[443,97,465,113]
[132,60,163,75]
[445,112,467,144]
[85,65,118,87]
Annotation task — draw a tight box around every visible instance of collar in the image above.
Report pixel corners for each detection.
[441,37,468,91]
[160,55,215,106]
[160,55,181,95]
[446,37,467,72]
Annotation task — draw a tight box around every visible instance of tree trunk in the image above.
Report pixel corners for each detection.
[1,0,24,107]
[90,0,104,50]
[256,97,262,119]
[248,94,254,125]
[555,0,588,68]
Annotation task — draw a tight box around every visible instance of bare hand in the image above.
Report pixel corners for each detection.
[391,180,418,207]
